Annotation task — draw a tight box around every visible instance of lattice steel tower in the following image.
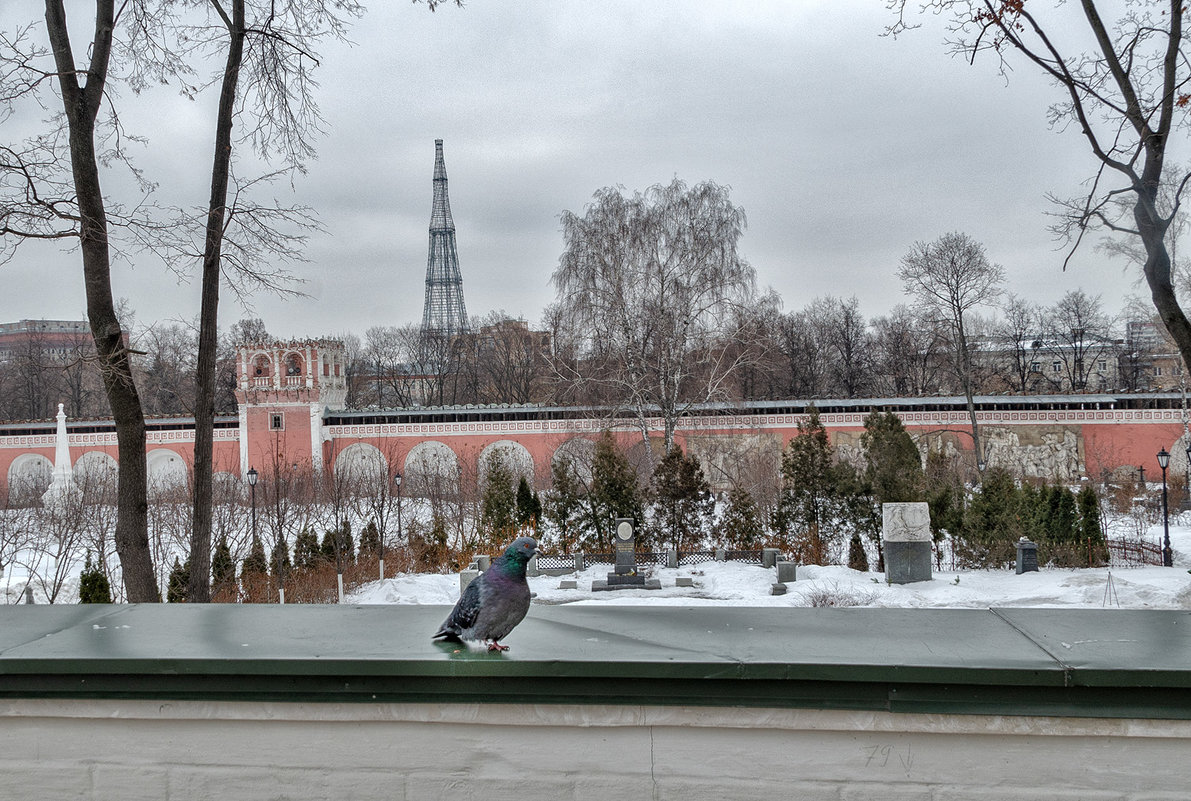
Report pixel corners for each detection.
[421,139,469,339]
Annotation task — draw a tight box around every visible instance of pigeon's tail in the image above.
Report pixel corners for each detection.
[432,623,463,642]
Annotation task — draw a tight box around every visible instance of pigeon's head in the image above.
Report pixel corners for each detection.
[504,536,538,562]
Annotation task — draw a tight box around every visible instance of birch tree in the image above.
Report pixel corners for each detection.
[551,178,756,452]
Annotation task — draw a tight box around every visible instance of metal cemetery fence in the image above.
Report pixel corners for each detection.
[724,549,764,565]
[1105,538,1164,567]
[679,550,717,566]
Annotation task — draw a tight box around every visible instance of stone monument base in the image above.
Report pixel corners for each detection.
[592,575,661,592]
[884,540,932,584]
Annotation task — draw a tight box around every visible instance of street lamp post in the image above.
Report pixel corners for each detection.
[247,467,266,600]
[384,471,402,582]
[247,466,258,543]
[1157,449,1173,567]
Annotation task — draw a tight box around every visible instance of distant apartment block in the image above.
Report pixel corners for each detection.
[0,319,93,362]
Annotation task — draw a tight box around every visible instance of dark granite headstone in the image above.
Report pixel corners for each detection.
[1016,539,1038,574]
[591,518,660,591]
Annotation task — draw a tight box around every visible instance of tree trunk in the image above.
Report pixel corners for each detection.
[188,2,246,602]
[1137,193,1191,374]
[46,0,159,601]
[955,321,983,476]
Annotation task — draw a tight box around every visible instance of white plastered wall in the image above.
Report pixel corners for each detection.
[0,700,1187,801]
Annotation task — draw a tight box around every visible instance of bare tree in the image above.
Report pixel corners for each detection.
[135,321,198,415]
[173,0,366,602]
[887,1,1191,380]
[779,302,834,398]
[898,232,1005,471]
[871,304,946,397]
[821,296,874,398]
[551,178,756,452]
[472,312,548,404]
[990,294,1045,393]
[0,3,160,600]
[1041,290,1118,392]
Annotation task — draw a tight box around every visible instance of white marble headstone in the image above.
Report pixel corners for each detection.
[882,502,931,543]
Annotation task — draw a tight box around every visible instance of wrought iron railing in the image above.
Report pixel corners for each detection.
[678,550,717,565]
[533,554,574,571]
[1105,538,1164,567]
[635,551,670,567]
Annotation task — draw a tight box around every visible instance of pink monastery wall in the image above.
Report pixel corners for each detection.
[2,339,1187,492]
[2,405,1186,494]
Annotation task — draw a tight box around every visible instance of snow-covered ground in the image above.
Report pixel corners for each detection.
[6,520,1190,608]
[347,526,1191,610]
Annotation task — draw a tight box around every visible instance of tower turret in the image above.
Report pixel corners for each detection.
[233,340,347,475]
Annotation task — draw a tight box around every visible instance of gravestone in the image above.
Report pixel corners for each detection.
[882,502,932,584]
[459,569,480,596]
[592,518,660,591]
[772,561,796,596]
[1016,538,1039,574]
[762,548,781,568]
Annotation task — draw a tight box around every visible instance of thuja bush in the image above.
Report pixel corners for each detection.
[956,471,1106,568]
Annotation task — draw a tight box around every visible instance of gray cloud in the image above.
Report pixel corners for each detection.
[0,1,1149,341]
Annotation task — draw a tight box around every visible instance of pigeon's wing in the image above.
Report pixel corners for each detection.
[433,575,484,640]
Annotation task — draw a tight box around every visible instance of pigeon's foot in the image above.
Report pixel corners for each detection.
[487,641,510,652]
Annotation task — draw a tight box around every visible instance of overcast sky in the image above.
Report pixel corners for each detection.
[1,1,1153,341]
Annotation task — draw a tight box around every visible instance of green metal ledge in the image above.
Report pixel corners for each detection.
[0,605,1188,719]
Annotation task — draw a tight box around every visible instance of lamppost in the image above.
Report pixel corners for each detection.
[1157,449,1173,567]
[383,471,402,581]
[247,466,258,544]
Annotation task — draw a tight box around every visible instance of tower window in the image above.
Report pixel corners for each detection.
[270,413,284,431]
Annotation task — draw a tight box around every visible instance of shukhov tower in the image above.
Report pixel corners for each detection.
[420,139,469,339]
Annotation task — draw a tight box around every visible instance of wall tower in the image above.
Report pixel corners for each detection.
[233,340,348,476]
[421,139,469,340]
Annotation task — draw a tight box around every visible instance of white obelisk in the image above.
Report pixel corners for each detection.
[42,403,80,511]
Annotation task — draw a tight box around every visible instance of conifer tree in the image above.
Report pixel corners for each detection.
[861,411,924,504]
[78,552,112,604]
[480,451,518,540]
[774,407,845,563]
[1077,485,1103,543]
[649,446,715,552]
[242,534,269,580]
[587,432,644,551]
[959,467,1022,566]
[847,531,869,572]
[1042,485,1078,546]
[515,477,542,531]
[923,448,965,558]
[270,537,291,579]
[293,527,321,569]
[1077,484,1106,566]
[167,557,190,603]
[359,520,381,558]
[543,456,587,551]
[241,534,269,602]
[321,521,354,567]
[721,486,762,549]
[211,537,235,600]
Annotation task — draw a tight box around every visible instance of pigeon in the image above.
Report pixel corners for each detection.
[433,536,537,651]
